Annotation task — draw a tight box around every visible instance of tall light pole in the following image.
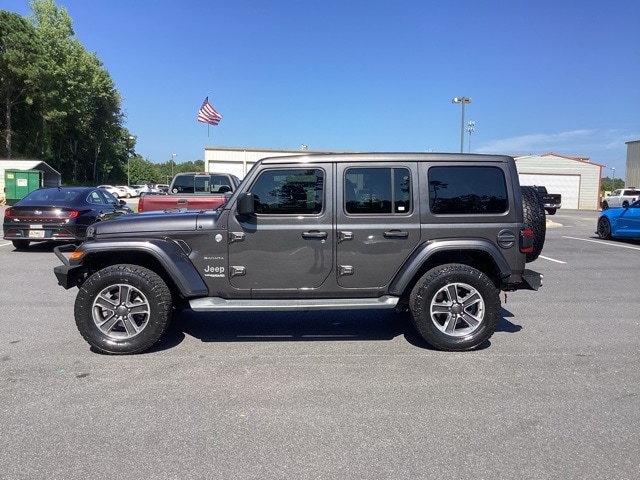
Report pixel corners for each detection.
[171,153,177,179]
[452,97,472,153]
[611,167,615,192]
[466,120,475,153]
[127,135,136,185]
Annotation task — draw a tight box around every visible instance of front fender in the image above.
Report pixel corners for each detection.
[63,239,208,297]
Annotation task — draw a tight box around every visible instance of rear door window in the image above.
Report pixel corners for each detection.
[429,166,507,214]
[344,167,411,214]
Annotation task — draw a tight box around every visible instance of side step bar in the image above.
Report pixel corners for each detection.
[189,295,400,312]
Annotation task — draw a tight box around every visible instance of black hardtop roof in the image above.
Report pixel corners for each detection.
[258,152,514,165]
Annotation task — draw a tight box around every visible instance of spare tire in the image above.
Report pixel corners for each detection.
[521,186,546,263]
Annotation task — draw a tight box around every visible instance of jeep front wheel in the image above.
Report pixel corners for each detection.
[409,264,501,351]
[74,264,172,354]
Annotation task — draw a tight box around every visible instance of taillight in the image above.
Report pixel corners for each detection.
[68,210,79,218]
[4,207,13,219]
[137,198,144,212]
[520,229,534,254]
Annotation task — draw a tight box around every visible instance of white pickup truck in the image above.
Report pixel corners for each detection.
[601,188,640,209]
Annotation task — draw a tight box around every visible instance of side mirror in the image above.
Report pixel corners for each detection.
[236,192,256,216]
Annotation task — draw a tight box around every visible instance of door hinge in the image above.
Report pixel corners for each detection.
[338,265,354,276]
[230,266,246,277]
[229,232,245,244]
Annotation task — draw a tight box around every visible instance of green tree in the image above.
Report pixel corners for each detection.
[177,160,205,173]
[23,0,128,184]
[0,10,43,158]
[128,156,157,185]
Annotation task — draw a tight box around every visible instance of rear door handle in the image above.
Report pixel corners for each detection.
[302,231,328,239]
[383,230,409,239]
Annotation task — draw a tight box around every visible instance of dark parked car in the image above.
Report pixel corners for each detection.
[596,199,640,240]
[3,187,133,250]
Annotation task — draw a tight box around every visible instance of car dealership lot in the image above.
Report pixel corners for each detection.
[1,209,638,479]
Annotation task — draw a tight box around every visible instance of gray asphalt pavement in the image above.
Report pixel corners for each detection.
[1,208,639,479]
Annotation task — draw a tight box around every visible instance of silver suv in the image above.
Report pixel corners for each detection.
[602,188,640,209]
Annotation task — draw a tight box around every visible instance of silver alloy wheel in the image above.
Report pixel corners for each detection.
[92,283,151,339]
[429,282,485,337]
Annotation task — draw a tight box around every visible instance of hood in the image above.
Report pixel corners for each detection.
[87,210,220,239]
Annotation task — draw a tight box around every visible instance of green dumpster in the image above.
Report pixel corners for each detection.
[4,169,43,205]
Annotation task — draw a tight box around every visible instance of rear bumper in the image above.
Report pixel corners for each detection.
[3,226,81,242]
[519,269,543,291]
[502,269,543,291]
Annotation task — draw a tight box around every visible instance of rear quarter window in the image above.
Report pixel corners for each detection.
[428,166,508,214]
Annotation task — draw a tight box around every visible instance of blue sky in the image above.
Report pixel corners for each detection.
[6,0,640,178]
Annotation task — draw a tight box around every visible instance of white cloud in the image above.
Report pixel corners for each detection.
[475,129,638,174]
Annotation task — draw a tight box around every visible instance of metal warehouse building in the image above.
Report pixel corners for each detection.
[625,140,640,188]
[514,152,603,210]
[204,147,605,210]
[204,146,350,179]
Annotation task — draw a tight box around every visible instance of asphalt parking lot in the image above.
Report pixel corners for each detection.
[1,208,639,480]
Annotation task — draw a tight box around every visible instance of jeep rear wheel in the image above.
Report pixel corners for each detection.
[409,263,501,351]
[521,186,546,262]
[74,264,172,354]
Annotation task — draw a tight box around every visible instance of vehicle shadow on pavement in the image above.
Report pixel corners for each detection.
[3,240,69,253]
[150,307,523,353]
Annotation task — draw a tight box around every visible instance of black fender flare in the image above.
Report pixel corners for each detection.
[75,239,208,297]
[389,239,511,296]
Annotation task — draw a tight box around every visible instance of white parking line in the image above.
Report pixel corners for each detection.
[539,255,566,264]
[0,241,13,248]
[563,235,640,251]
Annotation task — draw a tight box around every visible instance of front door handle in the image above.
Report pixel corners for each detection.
[383,230,409,239]
[302,231,328,239]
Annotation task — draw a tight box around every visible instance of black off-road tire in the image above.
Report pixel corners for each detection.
[545,208,557,215]
[597,217,612,240]
[12,240,30,250]
[74,264,172,354]
[409,263,501,351]
[521,186,546,263]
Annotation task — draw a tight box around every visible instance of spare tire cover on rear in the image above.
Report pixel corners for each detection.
[521,186,546,263]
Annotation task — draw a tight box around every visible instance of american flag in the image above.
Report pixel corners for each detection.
[197,97,222,125]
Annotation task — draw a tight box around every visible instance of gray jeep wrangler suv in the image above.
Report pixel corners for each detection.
[54,153,544,354]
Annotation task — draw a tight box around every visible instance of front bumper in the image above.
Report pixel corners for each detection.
[53,244,87,289]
